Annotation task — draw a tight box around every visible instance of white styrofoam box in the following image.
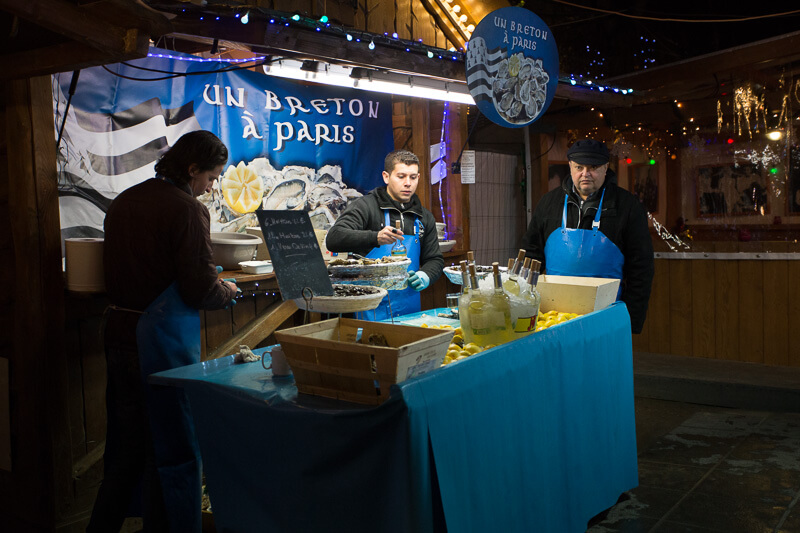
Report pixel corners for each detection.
[536,275,620,315]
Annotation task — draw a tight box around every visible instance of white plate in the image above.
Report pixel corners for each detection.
[239,260,273,274]
[439,240,456,252]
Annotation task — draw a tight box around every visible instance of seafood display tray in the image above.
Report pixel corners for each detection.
[293,284,387,313]
[443,265,506,285]
[330,276,408,291]
[327,258,411,277]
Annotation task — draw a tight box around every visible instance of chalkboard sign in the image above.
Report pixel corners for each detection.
[255,210,333,301]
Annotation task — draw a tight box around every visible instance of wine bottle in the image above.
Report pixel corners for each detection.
[518,257,532,281]
[467,262,492,346]
[390,220,407,257]
[503,249,527,296]
[490,262,514,345]
[458,260,474,344]
[513,259,541,337]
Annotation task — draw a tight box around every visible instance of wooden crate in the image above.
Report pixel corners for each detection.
[274,318,453,405]
[537,275,620,315]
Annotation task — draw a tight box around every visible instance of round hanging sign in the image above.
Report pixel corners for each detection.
[466,7,559,128]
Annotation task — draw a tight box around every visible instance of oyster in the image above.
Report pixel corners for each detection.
[263,178,308,210]
[491,52,550,124]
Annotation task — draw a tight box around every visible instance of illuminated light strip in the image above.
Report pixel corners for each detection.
[147,52,267,64]
[433,0,472,42]
[262,59,475,105]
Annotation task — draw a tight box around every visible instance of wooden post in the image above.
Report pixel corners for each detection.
[4,75,69,527]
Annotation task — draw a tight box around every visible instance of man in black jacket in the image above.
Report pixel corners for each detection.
[522,139,654,333]
[326,149,444,319]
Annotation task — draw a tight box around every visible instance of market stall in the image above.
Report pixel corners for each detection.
[151,302,638,533]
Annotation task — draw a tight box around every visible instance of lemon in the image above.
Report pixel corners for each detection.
[454,327,463,337]
[508,54,521,77]
[452,334,464,346]
[464,343,483,355]
[469,301,485,312]
[220,161,264,214]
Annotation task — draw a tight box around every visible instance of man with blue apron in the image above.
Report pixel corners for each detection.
[522,139,654,333]
[326,149,445,321]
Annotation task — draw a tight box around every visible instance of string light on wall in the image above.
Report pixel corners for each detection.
[434,0,475,41]
[562,75,633,95]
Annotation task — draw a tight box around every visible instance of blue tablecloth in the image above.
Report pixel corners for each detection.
[151,302,638,533]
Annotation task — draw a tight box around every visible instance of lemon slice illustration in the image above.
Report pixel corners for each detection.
[220,161,264,214]
[508,54,521,77]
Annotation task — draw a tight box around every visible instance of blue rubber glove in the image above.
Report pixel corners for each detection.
[216,266,224,274]
[407,270,430,291]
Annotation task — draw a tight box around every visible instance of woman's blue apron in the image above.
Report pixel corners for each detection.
[543,190,624,296]
[357,212,422,321]
[136,282,202,532]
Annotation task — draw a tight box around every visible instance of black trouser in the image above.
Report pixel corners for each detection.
[87,323,169,532]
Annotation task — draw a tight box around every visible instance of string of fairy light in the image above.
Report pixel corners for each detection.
[162,7,798,183]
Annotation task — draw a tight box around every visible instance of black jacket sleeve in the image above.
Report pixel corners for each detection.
[522,190,559,270]
[417,210,444,284]
[618,199,654,334]
[325,195,381,255]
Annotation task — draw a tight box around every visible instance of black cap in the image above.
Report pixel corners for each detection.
[566,139,610,165]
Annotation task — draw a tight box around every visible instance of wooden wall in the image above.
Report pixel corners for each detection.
[633,243,800,367]
[1,76,74,530]
[271,0,455,51]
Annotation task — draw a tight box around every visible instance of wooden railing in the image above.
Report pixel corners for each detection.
[633,242,800,367]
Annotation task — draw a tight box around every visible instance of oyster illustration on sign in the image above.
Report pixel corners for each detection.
[263,178,308,210]
[202,157,364,232]
[491,53,550,125]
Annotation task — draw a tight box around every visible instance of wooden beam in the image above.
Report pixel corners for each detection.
[419,0,466,50]
[169,15,466,82]
[0,0,152,56]
[207,299,299,360]
[0,36,150,80]
[5,74,67,527]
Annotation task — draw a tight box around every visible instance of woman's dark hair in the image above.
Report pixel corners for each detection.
[154,130,229,184]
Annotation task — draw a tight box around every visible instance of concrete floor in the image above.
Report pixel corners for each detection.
[587,352,800,533]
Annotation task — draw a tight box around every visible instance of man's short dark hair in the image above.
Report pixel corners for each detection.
[384,149,419,173]
[154,130,229,185]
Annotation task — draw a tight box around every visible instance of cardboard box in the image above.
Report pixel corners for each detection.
[274,318,453,405]
[536,275,620,315]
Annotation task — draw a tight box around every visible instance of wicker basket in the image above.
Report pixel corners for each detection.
[274,318,453,405]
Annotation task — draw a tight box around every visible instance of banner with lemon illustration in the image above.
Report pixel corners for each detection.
[53,48,393,242]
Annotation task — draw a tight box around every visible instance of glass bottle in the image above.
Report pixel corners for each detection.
[467,262,492,346]
[490,262,514,345]
[390,220,407,257]
[513,260,541,337]
[503,249,527,296]
[518,257,532,282]
[457,260,474,345]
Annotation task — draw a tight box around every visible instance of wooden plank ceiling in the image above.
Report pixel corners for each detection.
[1,0,798,134]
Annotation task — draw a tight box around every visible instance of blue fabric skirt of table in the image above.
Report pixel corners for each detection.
[150,301,638,533]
